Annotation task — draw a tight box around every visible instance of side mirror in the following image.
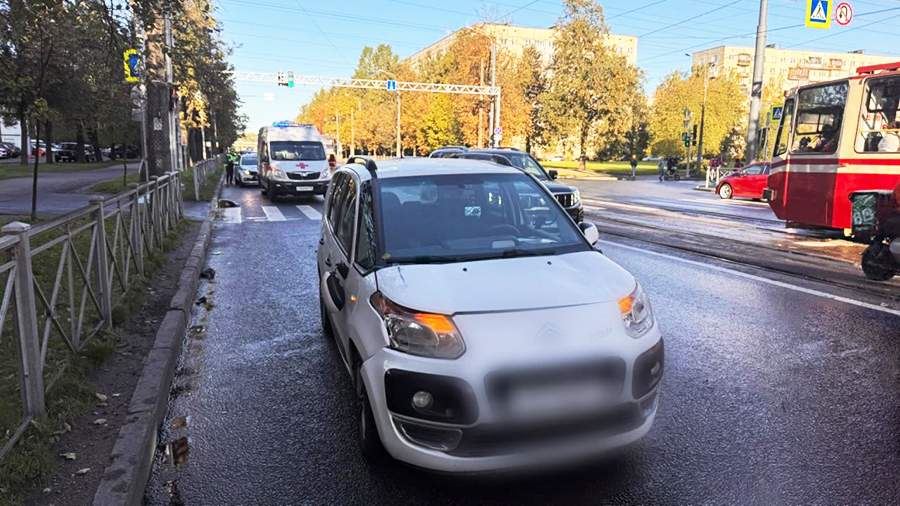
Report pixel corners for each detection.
[548,169,558,180]
[579,222,599,245]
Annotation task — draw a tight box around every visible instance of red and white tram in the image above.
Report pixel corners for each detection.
[765,62,900,233]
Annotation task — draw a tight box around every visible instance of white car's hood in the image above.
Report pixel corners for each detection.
[375,250,635,314]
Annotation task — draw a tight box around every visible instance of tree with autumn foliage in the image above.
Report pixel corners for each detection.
[649,68,746,158]
[543,0,641,170]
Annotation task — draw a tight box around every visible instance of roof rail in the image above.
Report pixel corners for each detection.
[346,156,379,178]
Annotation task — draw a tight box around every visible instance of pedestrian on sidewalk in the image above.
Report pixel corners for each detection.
[630,156,638,180]
[225,149,236,186]
[657,157,666,181]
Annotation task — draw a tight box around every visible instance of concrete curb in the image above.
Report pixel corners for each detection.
[92,172,223,506]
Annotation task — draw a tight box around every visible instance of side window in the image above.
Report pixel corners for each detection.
[355,182,377,270]
[856,76,900,153]
[743,166,763,175]
[327,173,347,227]
[336,178,358,255]
[791,82,848,154]
[773,99,794,157]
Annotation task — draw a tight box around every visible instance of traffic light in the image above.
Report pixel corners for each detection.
[286,71,295,88]
[691,124,698,146]
[276,72,286,86]
[682,132,691,147]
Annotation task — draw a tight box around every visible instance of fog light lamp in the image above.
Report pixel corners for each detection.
[412,390,433,410]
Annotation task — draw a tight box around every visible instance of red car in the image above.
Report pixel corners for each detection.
[716,163,770,200]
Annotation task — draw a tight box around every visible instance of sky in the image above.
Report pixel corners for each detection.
[215,0,900,132]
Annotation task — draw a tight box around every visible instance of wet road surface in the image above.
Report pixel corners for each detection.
[146,184,899,505]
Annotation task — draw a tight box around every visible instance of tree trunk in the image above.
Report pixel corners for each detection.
[19,114,28,166]
[88,123,102,162]
[75,122,86,163]
[31,124,41,221]
[44,120,54,164]
[579,123,589,172]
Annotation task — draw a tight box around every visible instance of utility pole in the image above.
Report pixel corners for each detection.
[489,43,497,147]
[478,59,485,148]
[334,114,341,157]
[350,109,355,157]
[144,4,176,176]
[696,62,711,173]
[745,0,768,163]
[395,92,402,157]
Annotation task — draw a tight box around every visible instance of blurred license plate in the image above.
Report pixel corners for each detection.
[296,186,314,192]
[506,380,615,418]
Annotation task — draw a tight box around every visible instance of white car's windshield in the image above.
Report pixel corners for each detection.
[241,156,257,166]
[270,141,325,161]
[378,173,588,264]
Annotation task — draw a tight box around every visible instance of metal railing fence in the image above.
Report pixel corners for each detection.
[0,171,184,462]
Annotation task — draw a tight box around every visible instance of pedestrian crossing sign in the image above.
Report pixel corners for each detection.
[805,0,832,29]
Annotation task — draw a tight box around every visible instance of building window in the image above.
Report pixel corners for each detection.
[737,53,752,66]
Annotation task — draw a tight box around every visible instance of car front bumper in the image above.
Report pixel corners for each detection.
[268,178,330,195]
[359,332,663,473]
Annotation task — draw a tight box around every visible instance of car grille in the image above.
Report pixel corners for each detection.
[447,403,643,457]
[555,192,576,208]
[287,171,320,180]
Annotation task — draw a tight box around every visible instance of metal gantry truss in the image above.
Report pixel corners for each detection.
[227,70,503,149]
[227,71,500,97]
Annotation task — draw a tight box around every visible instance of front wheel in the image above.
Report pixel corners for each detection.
[718,183,733,200]
[861,243,896,281]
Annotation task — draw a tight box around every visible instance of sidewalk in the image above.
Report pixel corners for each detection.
[0,162,141,216]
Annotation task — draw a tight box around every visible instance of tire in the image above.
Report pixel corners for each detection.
[861,244,896,281]
[260,179,268,196]
[359,379,387,462]
[718,183,733,200]
[319,295,334,338]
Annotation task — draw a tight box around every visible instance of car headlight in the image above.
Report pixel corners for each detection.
[370,292,465,359]
[572,188,580,205]
[618,283,654,338]
[321,167,333,180]
[272,168,287,180]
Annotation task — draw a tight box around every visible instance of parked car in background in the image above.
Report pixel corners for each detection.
[428,146,468,158]
[1,142,21,158]
[55,142,78,162]
[465,148,584,223]
[716,163,770,200]
[236,153,258,186]
[109,144,139,159]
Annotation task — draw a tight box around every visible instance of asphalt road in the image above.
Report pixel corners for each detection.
[0,161,140,216]
[146,184,899,505]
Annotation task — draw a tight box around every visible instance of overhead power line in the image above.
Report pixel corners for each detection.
[638,0,743,38]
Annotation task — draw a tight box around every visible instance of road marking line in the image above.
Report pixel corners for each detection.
[221,207,242,224]
[296,205,322,220]
[261,206,286,221]
[599,239,900,317]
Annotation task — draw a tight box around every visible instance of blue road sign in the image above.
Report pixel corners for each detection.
[772,106,784,120]
[805,0,832,29]
[386,80,397,91]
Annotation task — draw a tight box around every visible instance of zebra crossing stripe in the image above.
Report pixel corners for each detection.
[261,206,286,221]
[296,205,322,220]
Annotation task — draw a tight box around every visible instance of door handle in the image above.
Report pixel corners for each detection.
[336,262,349,279]
[324,256,333,267]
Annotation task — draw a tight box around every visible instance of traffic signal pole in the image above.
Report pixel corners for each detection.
[745,0,768,163]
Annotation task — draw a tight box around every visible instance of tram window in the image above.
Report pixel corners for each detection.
[773,99,794,157]
[791,82,848,154]
[857,77,900,153]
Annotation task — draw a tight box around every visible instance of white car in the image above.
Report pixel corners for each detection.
[317,157,663,473]
[236,153,258,185]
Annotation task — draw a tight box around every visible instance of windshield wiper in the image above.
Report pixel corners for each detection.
[499,248,555,258]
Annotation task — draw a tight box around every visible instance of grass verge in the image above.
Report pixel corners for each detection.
[181,160,223,201]
[0,213,188,505]
[541,160,661,176]
[87,172,142,194]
